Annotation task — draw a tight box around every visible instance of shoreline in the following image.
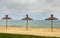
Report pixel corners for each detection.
[0,26,60,37]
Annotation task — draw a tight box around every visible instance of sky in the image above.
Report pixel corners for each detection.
[0,0,60,20]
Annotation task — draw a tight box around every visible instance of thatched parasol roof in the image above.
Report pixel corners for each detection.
[45,14,58,20]
[22,14,33,20]
[2,15,12,19]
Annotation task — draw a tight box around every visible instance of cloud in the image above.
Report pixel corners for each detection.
[0,6,12,14]
[0,0,60,20]
[1,0,60,14]
[7,0,37,4]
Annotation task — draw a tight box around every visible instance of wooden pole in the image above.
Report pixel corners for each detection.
[6,19,8,30]
[26,20,28,30]
[51,20,53,32]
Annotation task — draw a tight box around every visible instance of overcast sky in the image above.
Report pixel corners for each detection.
[0,0,60,20]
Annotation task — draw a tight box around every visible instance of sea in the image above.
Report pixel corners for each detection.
[0,20,60,28]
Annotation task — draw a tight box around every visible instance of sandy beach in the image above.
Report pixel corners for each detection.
[0,26,60,37]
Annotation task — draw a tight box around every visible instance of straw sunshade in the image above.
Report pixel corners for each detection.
[45,14,58,32]
[2,15,12,30]
[22,14,33,30]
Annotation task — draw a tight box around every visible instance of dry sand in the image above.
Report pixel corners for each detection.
[0,26,60,37]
